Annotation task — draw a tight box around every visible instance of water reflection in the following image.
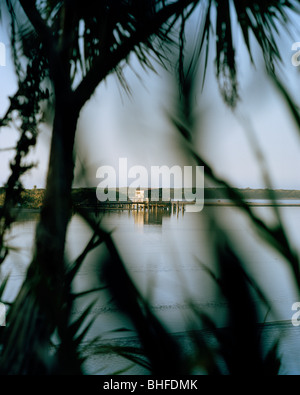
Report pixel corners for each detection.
[132,208,171,226]
[9,207,180,228]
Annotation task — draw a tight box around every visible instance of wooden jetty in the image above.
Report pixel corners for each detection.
[76,200,193,213]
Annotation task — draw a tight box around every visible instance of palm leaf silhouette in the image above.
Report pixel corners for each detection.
[0,0,299,375]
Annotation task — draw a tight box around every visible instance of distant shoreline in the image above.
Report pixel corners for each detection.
[1,188,300,210]
[205,199,300,207]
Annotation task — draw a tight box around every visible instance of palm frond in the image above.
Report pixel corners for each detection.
[8,0,299,107]
[188,0,299,107]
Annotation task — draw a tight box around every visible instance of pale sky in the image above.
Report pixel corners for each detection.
[1,8,300,190]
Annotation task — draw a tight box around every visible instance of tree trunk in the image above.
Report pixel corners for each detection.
[0,93,81,374]
[34,96,79,280]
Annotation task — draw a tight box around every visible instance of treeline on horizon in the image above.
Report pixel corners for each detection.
[0,187,300,209]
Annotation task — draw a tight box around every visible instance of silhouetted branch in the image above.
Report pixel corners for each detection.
[74,0,198,109]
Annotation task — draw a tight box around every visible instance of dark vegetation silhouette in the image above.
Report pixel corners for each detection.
[0,0,299,375]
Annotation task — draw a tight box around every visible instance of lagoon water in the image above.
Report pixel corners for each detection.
[1,203,300,374]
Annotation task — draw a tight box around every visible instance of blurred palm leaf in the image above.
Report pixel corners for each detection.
[186,0,299,106]
[0,275,9,305]
[192,235,281,375]
[214,237,279,375]
[78,207,188,375]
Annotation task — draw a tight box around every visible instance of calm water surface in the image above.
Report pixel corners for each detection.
[1,204,300,374]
